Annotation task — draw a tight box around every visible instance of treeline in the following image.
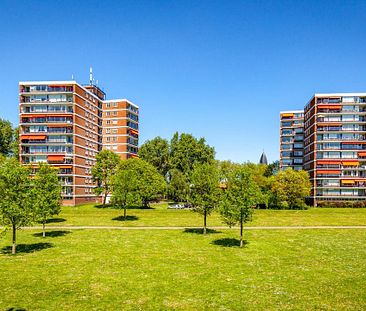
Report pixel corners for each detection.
[93,133,311,246]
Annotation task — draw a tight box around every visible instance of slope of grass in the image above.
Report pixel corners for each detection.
[1,229,365,310]
[52,203,366,227]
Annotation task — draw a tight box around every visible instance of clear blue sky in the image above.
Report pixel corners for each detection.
[1,0,365,163]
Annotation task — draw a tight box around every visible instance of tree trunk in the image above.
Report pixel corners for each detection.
[42,222,46,238]
[103,191,108,206]
[203,208,207,234]
[12,223,16,255]
[124,205,127,221]
[240,208,244,248]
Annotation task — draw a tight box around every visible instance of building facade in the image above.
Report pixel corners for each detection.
[303,93,366,206]
[102,99,139,159]
[19,81,138,206]
[280,110,304,171]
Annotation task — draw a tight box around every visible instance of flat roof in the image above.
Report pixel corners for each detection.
[104,99,138,108]
[280,110,304,114]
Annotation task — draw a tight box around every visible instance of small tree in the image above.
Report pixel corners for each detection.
[219,165,261,247]
[269,169,311,209]
[112,167,137,221]
[189,163,220,234]
[0,158,33,254]
[0,118,14,156]
[139,137,170,176]
[32,163,62,237]
[92,150,121,206]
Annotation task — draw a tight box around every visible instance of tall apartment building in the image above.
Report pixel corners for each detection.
[19,80,139,206]
[280,110,304,171]
[303,93,366,206]
[102,99,139,159]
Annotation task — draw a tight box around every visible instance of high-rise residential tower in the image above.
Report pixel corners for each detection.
[280,110,304,171]
[303,93,366,206]
[19,80,138,206]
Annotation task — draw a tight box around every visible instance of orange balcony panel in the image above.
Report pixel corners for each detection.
[317,160,341,164]
[358,152,366,157]
[22,114,47,118]
[317,104,342,109]
[281,113,294,118]
[317,123,341,126]
[317,170,341,174]
[130,129,139,135]
[47,155,65,162]
[341,180,355,184]
[21,135,46,140]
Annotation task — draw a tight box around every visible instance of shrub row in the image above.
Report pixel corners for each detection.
[317,201,366,208]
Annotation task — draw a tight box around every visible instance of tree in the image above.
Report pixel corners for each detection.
[170,132,215,177]
[0,118,14,156]
[219,165,261,247]
[32,163,62,237]
[269,169,311,209]
[0,158,33,254]
[112,165,138,221]
[139,137,170,176]
[114,158,166,208]
[92,150,121,206]
[167,169,190,202]
[189,163,220,234]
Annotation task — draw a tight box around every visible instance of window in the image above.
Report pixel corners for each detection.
[106,129,110,134]
[112,102,118,107]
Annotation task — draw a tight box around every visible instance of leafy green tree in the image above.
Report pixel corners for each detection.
[189,163,220,234]
[139,137,170,176]
[0,118,14,156]
[167,169,190,202]
[219,165,261,247]
[170,132,215,177]
[0,158,33,254]
[115,158,166,208]
[32,163,62,237]
[112,166,138,221]
[92,150,121,206]
[269,169,311,209]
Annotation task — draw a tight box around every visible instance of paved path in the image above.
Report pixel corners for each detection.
[19,225,366,230]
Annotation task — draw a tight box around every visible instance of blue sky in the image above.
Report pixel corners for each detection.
[1,0,366,163]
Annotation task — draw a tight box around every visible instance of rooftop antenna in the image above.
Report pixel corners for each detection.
[89,66,93,85]
[71,74,74,80]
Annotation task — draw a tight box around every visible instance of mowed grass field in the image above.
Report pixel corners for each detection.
[56,202,366,227]
[1,205,366,310]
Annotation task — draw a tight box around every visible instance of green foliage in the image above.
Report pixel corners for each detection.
[269,169,311,210]
[264,160,280,177]
[11,126,20,160]
[189,163,221,233]
[0,118,14,156]
[170,132,215,177]
[92,150,121,205]
[32,163,62,236]
[166,169,190,202]
[115,158,166,208]
[219,165,261,246]
[0,158,33,253]
[138,137,170,176]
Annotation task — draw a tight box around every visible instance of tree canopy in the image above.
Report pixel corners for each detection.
[92,150,121,205]
[0,118,15,157]
[269,169,311,210]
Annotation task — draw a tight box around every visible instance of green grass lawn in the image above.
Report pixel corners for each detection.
[1,228,365,310]
[53,202,366,227]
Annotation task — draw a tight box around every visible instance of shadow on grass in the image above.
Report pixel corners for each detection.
[211,238,249,248]
[7,308,27,311]
[94,203,113,209]
[33,230,72,238]
[184,228,221,234]
[112,215,139,222]
[1,242,53,254]
[45,218,66,224]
